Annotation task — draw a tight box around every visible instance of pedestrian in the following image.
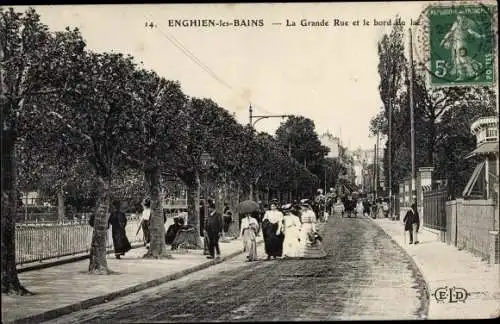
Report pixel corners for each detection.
[345,195,355,218]
[222,202,233,236]
[282,203,302,258]
[356,200,364,217]
[262,199,285,260]
[240,212,260,262]
[363,199,371,217]
[140,198,151,249]
[297,199,327,259]
[334,198,345,218]
[165,217,183,245]
[204,199,223,259]
[199,200,206,236]
[403,203,420,244]
[371,200,378,219]
[108,200,132,259]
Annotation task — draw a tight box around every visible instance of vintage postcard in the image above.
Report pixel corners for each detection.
[1,1,499,323]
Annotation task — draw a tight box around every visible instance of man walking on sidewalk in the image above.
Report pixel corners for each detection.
[403,203,420,244]
[204,199,223,259]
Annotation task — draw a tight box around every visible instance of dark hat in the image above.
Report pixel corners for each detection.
[270,199,279,206]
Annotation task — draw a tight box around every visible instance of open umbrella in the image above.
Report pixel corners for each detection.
[238,200,260,215]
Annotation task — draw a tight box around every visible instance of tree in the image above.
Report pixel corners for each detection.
[435,87,496,197]
[1,7,85,294]
[47,51,139,274]
[372,19,497,197]
[123,69,187,258]
[375,20,408,194]
[16,120,92,221]
[275,115,329,194]
[275,115,329,170]
[169,98,232,246]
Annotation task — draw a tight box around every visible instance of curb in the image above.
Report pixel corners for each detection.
[366,216,431,320]
[9,240,262,324]
[17,243,145,273]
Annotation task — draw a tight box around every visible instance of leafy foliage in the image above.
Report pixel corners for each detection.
[372,21,497,196]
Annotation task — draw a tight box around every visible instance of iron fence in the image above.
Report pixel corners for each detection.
[15,215,144,266]
[423,189,447,231]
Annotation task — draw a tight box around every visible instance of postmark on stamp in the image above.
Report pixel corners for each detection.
[414,2,497,87]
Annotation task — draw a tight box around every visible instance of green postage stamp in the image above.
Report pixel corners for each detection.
[428,4,496,86]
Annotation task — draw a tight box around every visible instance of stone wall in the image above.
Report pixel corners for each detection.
[446,199,498,263]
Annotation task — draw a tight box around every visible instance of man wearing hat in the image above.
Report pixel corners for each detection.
[204,199,223,259]
[403,202,420,244]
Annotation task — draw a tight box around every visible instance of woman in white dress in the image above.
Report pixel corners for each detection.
[356,200,364,217]
[281,204,302,258]
[240,213,260,261]
[297,199,326,259]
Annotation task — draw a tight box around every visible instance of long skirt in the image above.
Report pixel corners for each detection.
[262,220,284,257]
[243,229,257,261]
[297,224,326,259]
[282,226,301,258]
[112,227,131,255]
[141,220,151,244]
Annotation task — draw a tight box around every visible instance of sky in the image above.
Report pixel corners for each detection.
[12,2,440,151]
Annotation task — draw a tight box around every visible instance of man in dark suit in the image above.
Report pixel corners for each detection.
[204,199,223,259]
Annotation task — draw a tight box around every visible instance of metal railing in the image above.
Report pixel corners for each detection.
[163,198,188,209]
[15,215,144,266]
[423,189,447,231]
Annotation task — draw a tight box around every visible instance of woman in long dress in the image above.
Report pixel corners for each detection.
[108,201,131,259]
[262,201,284,260]
[282,204,302,258]
[356,200,364,217]
[240,213,260,261]
[297,200,326,259]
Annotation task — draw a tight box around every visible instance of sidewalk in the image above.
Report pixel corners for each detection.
[2,235,262,324]
[371,217,500,320]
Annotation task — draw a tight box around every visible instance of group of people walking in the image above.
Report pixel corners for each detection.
[89,194,329,263]
[240,199,327,262]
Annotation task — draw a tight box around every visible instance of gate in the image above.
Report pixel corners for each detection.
[423,189,447,231]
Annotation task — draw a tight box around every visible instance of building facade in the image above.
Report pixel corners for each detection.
[320,131,340,159]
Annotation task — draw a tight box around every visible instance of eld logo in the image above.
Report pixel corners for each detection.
[432,286,470,303]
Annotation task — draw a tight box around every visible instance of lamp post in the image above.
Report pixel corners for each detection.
[248,104,292,129]
[200,151,213,254]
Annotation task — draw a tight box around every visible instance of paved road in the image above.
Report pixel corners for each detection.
[49,215,428,322]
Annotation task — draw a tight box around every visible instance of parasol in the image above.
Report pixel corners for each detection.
[237,200,260,215]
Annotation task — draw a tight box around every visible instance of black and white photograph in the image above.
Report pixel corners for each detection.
[1,1,499,322]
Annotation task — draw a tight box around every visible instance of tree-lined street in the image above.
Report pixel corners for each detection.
[2,3,499,322]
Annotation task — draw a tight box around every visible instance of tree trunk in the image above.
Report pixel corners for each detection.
[57,188,65,223]
[215,181,223,214]
[428,123,436,166]
[1,132,32,295]
[249,183,254,201]
[144,166,172,259]
[185,171,202,249]
[88,176,112,274]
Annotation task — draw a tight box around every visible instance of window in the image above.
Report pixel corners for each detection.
[486,127,498,140]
